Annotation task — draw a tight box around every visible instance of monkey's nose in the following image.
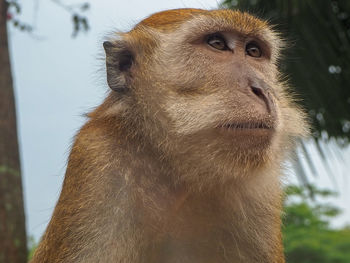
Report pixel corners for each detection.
[250,85,274,115]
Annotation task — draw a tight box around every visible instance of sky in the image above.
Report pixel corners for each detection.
[7,0,350,242]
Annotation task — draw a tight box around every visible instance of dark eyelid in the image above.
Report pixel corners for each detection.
[246,41,262,56]
[205,33,222,44]
[206,33,229,51]
[246,38,272,59]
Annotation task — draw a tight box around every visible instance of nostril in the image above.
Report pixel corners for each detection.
[250,85,272,113]
[251,86,264,99]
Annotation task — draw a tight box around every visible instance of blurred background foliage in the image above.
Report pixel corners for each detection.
[222,0,350,146]
[283,185,350,263]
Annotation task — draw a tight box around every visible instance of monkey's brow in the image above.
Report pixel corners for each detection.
[181,26,271,50]
[178,16,274,44]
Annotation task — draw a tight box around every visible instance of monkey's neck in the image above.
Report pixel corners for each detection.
[118,119,284,263]
[139,168,284,262]
[113,134,285,263]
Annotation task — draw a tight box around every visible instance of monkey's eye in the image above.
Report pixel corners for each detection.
[207,34,229,51]
[245,42,262,57]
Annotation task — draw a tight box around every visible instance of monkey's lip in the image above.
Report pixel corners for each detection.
[219,122,274,130]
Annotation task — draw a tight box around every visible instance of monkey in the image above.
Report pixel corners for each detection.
[31,8,308,263]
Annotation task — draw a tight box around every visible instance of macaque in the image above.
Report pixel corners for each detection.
[31,8,308,263]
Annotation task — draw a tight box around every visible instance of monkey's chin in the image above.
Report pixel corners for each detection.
[218,127,275,156]
[217,125,275,148]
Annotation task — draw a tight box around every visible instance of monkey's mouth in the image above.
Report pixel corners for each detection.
[220,122,273,130]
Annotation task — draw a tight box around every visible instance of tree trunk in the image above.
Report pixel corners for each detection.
[0,1,27,262]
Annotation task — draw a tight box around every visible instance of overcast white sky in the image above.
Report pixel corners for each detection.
[7,0,350,241]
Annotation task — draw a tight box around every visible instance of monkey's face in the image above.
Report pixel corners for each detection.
[104,9,307,181]
[157,31,278,152]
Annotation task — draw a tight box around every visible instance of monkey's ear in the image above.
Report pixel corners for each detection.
[103,41,133,93]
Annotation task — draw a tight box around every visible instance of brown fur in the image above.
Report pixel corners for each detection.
[31,8,308,263]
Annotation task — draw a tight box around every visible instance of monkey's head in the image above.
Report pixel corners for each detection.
[101,9,308,186]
